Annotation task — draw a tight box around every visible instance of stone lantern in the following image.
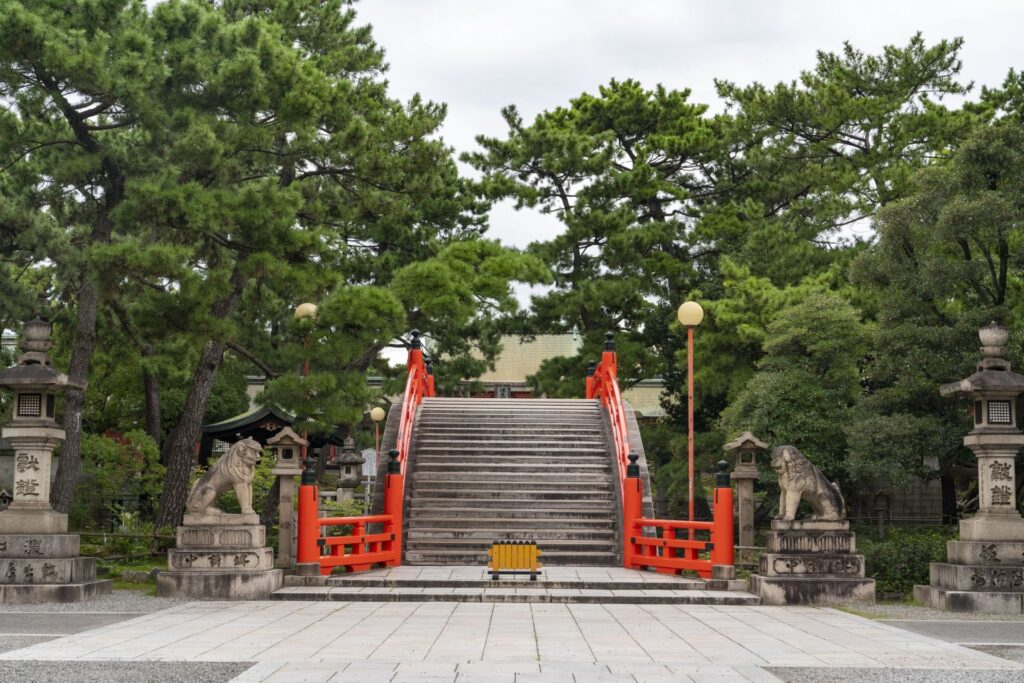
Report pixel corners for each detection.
[723,431,766,563]
[267,426,306,569]
[915,323,1024,613]
[0,318,110,602]
[335,436,364,504]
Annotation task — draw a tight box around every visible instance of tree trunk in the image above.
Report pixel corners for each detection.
[153,263,247,530]
[153,339,228,530]
[50,276,99,514]
[142,344,161,447]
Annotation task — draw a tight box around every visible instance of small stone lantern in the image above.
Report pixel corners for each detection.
[267,426,306,569]
[723,432,766,562]
[335,436,364,504]
[915,323,1024,613]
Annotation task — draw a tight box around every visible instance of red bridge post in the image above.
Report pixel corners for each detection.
[711,460,735,569]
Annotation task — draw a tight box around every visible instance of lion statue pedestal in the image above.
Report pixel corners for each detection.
[749,446,875,606]
[157,439,283,600]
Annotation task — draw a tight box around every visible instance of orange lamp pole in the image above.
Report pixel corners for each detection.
[676,301,704,544]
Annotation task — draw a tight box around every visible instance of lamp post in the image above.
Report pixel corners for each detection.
[677,301,704,541]
[368,406,386,514]
[294,302,318,465]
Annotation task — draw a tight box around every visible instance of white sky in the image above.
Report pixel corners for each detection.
[355,0,1023,249]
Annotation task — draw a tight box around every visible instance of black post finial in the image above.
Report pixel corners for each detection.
[586,361,596,377]
[715,459,730,488]
[301,449,318,486]
[604,331,615,351]
[388,448,401,474]
[410,330,421,350]
[626,452,640,478]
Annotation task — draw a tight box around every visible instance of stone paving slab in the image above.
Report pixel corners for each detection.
[0,600,1019,683]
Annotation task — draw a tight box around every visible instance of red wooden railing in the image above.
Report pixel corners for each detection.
[296,330,433,575]
[586,332,734,579]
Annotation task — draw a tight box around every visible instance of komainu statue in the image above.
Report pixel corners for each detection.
[771,445,845,521]
[186,438,262,515]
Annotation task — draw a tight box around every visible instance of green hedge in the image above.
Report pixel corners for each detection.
[857,525,957,599]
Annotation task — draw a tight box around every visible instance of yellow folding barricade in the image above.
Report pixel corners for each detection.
[486,540,542,581]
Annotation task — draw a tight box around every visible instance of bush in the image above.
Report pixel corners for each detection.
[858,525,957,599]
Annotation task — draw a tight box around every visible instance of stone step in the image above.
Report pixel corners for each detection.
[413,447,609,456]
[404,550,619,565]
[410,497,613,509]
[416,429,605,438]
[272,586,758,604]
[407,537,614,550]
[423,398,600,405]
[412,478,612,491]
[413,462,611,472]
[407,528,616,541]
[408,516,615,529]
[411,454,611,464]
[408,508,615,521]
[409,489,614,501]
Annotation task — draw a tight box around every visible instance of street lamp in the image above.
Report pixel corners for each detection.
[677,300,704,540]
[294,302,318,479]
[368,406,387,513]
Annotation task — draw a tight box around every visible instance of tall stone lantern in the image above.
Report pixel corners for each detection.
[0,318,111,602]
[723,432,766,563]
[267,426,306,569]
[915,323,1024,613]
[335,436,364,504]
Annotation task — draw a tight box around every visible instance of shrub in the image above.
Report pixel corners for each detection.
[858,525,957,599]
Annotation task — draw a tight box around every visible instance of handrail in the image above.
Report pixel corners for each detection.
[295,330,434,575]
[587,332,735,579]
[395,330,434,475]
[586,332,631,484]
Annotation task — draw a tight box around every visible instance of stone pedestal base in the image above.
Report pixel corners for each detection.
[750,520,875,606]
[0,505,68,534]
[913,537,1024,614]
[0,533,112,604]
[158,515,281,600]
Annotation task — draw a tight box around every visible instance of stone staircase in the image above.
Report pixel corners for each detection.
[403,397,620,566]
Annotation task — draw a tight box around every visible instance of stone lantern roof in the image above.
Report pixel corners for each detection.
[0,318,79,391]
[940,323,1024,398]
[336,437,364,466]
[723,431,767,453]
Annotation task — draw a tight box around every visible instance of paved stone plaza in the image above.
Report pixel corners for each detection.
[2,598,1022,682]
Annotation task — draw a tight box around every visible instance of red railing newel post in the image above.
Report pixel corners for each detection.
[710,461,735,568]
[296,483,320,565]
[384,471,404,566]
[622,454,642,569]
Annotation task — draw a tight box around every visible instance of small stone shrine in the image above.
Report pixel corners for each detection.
[157,438,282,599]
[723,431,766,564]
[750,445,875,605]
[0,318,111,603]
[335,436,364,504]
[915,324,1024,613]
[267,426,305,569]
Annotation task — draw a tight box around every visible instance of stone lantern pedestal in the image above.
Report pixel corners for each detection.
[0,318,111,603]
[915,324,1024,613]
[335,436,364,505]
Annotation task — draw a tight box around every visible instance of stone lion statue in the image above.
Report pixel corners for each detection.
[770,445,845,521]
[186,438,262,515]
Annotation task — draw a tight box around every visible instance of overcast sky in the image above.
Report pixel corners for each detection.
[354,0,1022,249]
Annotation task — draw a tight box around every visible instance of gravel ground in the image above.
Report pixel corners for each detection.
[0,589,189,613]
[835,603,1024,621]
[968,645,1024,665]
[0,661,252,682]
[0,636,54,655]
[767,667,1024,682]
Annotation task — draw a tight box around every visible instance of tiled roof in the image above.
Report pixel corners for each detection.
[477,334,583,383]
